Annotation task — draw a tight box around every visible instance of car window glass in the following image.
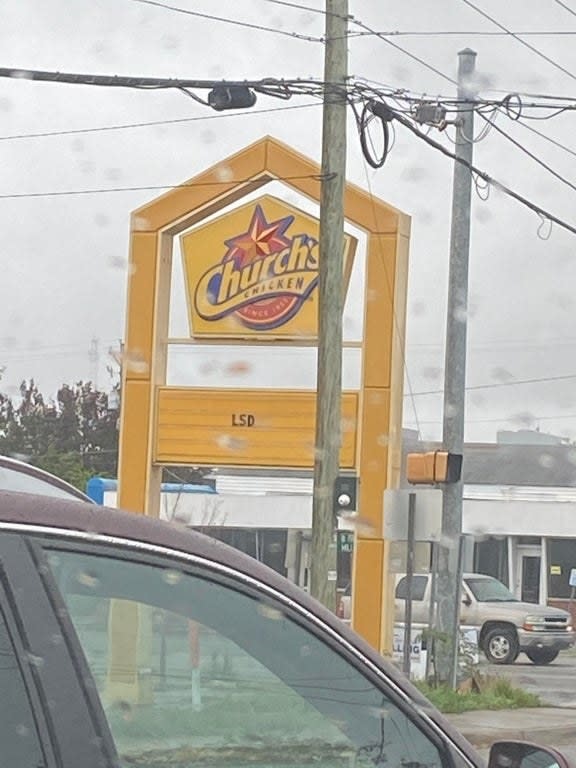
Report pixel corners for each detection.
[464,577,516,602]
[0,462,84,500]
[0,605,45,768]
[44,547,445,768]
[395,576,428,601]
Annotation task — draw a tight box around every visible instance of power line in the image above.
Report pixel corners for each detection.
[0,173,329,201]
[478,113,576,194]
[505,116,576,159]
[353,76,576,113]
[261,0,576,38]
[0,68,321,98]
[127,0,323,42]
[407,372,576,398]
[459,0,576,83]
[553,0,576,20]
[348,30,576,38]
[4,66,576,120]
[0,102,321,142]
[348,18,457,86]
[406,411,576,425]
[259,0,336,16]
[409,335,576,349]
[386,104,576,236]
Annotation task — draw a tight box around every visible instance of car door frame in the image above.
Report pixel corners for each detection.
[4,521,483,768]
[0,528,120,768]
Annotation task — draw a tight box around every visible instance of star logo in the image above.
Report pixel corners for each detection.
[190,197,324,334]
[223,205,294,266]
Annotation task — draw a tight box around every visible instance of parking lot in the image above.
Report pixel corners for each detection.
[490,649,576,708]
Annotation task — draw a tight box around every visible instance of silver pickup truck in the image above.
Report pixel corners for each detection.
[338,572,576,665]
[397,572,575,665]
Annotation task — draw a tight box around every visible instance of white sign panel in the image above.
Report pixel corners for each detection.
[384,489,443,542]
[569,568,576,588]
[393,624,480,681]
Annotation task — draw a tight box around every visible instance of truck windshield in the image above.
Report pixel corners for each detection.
[464,576,518,602]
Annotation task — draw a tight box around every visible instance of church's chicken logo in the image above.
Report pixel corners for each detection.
[193,204,318,331]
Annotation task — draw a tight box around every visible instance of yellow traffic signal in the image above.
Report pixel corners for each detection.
[406,451,462,484]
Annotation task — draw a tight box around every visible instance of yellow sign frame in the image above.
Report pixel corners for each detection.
[118,135,411,654]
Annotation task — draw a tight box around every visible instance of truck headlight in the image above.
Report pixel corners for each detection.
[523,615,544,631]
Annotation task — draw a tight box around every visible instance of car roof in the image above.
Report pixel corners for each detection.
[0,489,477,759]
[0,455,92,503]
[0,488,385,662]
[395,572,498,580]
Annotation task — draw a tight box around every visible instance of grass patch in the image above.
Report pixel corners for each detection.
[415,677,541,714]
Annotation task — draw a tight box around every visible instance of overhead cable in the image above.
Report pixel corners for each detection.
[127,0,323,42]
[386,103,576,236]
[0,103,321,142]
[407,372,576,397]
[459,0,576,83]
[552,0,576,19]
[503,115,576,159]
[0,173,330,201]
[478,113,576,194]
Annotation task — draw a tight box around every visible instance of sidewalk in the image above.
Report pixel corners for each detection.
[445,708,576,749]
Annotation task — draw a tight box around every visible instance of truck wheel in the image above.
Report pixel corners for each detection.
[483,627,519,664]
[525,648,559,665]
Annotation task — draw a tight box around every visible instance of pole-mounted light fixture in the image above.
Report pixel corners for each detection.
[208,86,257,111]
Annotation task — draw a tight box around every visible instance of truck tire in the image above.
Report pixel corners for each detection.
[483,626,519,664]
[525,648,559,665]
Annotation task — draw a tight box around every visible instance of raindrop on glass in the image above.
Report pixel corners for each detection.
[76,570,100,588]
[26,653,45,669]
[162,569,183,586]
[257,603,284,621]
[132,216,151,231]
[215,164,234,183]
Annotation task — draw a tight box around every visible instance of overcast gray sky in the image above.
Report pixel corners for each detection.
[2,0,576,443]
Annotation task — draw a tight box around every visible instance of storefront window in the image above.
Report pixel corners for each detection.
[474,537,509,585]
[547,539,576,599]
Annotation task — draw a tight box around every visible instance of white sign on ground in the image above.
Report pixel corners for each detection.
[393,624,480,682]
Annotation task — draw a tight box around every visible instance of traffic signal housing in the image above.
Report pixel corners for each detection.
[406,451,462,485]
[333,476,358,516]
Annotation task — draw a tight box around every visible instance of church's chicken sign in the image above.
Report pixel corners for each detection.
[181,195,355,339]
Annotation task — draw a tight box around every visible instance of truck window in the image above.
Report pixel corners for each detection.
[395,575,428,601]
[464,576,517,602]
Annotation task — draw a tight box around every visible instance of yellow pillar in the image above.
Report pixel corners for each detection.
[109,231,170,704]
[117,229,172,517]
[352,230,409,655]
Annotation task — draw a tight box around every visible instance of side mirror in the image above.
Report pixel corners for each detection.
[489,741,570,768]
[462,595,472,606]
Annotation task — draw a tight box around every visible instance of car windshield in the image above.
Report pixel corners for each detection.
[5,0,576,731]
[464,577,517,603]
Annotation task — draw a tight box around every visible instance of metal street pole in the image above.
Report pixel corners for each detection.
[310,0,348,611]
[435,48,477,684]
[402,492,417,677]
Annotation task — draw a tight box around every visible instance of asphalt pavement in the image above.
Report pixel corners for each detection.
[445,708,576,750]
[488,650,576,708]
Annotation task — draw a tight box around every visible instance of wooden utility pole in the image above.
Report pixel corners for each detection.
[310,0,349,611]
